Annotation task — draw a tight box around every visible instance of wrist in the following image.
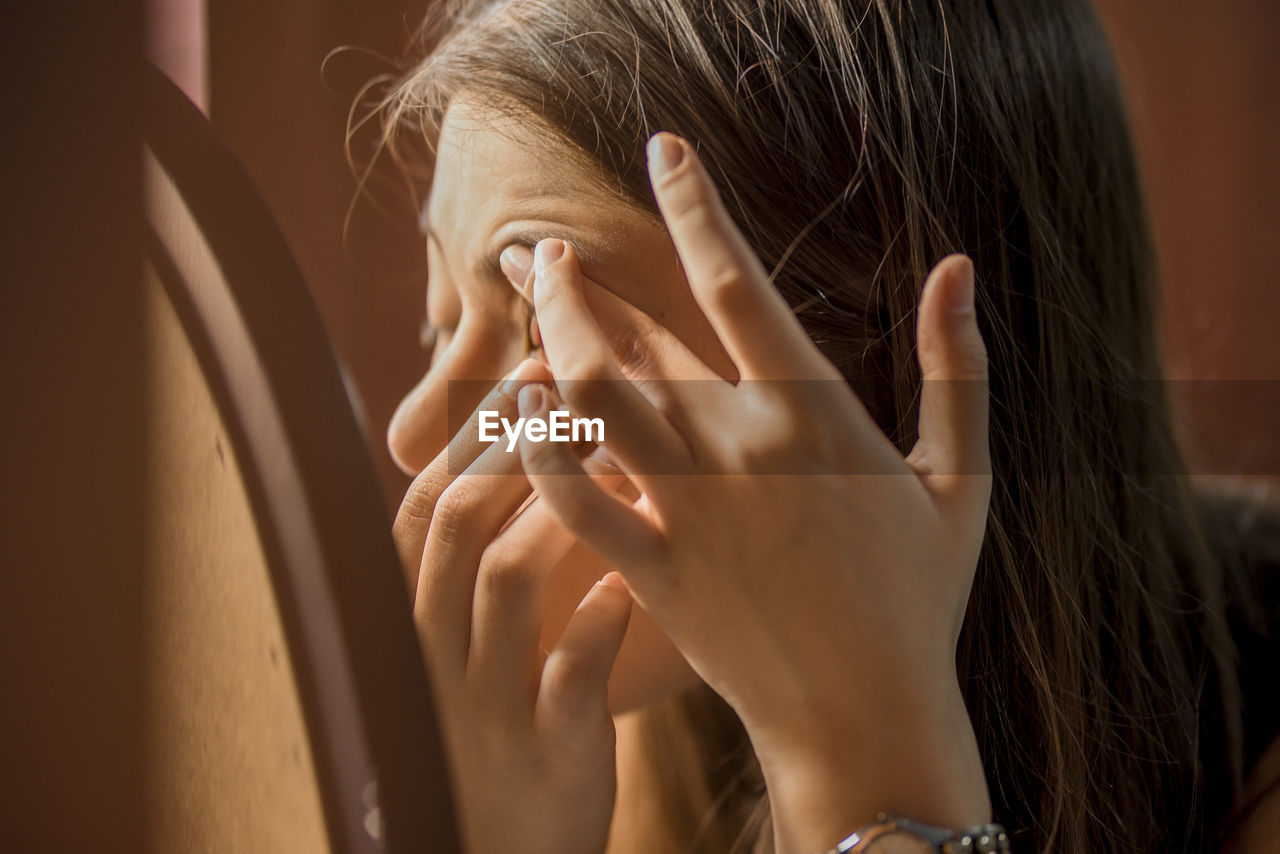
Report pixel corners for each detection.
[750,679,991,854]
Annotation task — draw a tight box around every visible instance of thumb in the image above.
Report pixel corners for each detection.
[909,255,992,505]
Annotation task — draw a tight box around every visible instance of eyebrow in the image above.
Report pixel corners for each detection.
[424,224,609,285]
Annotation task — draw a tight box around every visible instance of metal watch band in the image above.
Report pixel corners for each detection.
[823,812,1011,854]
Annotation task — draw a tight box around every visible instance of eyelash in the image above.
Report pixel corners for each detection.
[419,316,440,350]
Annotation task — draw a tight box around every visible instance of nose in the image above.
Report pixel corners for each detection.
[386,319,527,475]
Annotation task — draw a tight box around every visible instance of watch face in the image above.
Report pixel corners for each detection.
[863,829,936,854]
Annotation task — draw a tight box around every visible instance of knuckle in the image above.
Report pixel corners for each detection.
[962,336,990,377]
[560,362,615,411]
[734,409,830,473]
[476,549,535,604]
[541,649,599,706]
[534,268,581,314]
[396,467,452,525]
[952,323,989,373]
[522,437,577,483]
[666,191,712,233]
[640,378,680,424]
[701,265,756,313]
[601,321,653,374]
[663,179,721,239]
[535,275,569,309]
[653,157,704,210]
[428,482,480,547]
[393,469,453,549]
[923,334,989,383]
[735,436,791,474]
[946,345,990,382]
[390,511,420,554]
[520,429,562,469]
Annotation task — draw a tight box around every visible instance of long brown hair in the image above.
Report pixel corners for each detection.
[373,1,1244,849]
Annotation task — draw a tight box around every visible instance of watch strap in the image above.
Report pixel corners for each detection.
[825,813,1010,854]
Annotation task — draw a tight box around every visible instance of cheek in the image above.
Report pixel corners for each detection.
[386,314,529,474]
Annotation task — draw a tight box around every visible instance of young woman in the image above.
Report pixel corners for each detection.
[369,0,1280,851]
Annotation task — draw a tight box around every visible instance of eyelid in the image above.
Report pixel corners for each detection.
[419,316,438,350]
[488,229,606,279]
[420,315,460,349]
[483,238,535,286]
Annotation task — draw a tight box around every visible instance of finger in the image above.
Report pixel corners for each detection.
[907,255,992,507]
[443,357,554,475]
[530,238,690,479]
[516,383,667,577]
[505,242,736,460]
[646,133,834,381]
[413,437,534,670]
[393,358,550,596]
[536,572,633,733]
[465,449,627,710]
[465,498,576,714]
[501,243,715,383]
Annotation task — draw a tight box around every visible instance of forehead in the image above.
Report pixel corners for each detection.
[425,98,643,259]
[430,99,591,208]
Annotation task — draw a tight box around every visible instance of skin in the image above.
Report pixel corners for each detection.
[392,100,994,853]
[389,100,731,714]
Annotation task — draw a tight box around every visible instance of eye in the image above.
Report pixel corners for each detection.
[418,315,438,351]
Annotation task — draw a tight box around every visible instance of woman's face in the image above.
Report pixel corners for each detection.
[388,98,733,711]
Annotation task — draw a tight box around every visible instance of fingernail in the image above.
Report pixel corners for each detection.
[527,313,542,350]
[517,383,546,417]
[534,238,565,275]
[596,571,629,592]
[500,358,543,397]
[948,256,975,313]
[500,244,534,297]
[646,133,684,179]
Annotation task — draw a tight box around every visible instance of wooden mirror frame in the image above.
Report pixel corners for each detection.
[142,64,458,854]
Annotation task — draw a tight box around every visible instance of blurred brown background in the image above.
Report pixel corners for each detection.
[1097,0,1280,476]
[177,0,1280,502]
[201,0,433,512]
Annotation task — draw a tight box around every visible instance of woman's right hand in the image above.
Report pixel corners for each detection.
[392,358,633,854]
[513,134,994,853]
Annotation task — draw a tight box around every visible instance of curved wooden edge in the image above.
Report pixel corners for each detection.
[141,63,458,853]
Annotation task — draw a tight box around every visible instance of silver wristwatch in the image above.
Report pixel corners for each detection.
[822,812,1011,853]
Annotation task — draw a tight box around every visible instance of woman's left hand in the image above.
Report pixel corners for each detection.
[393,362,634,854]
[514,134,994,853]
